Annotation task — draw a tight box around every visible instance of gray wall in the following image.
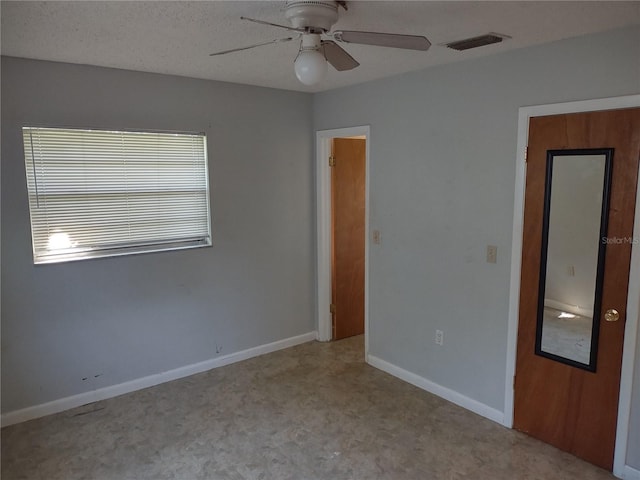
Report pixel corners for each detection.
[631,319,640,469]
[1,57,315,413]
[313,26,640,468]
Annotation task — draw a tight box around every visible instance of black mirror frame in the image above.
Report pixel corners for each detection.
[534,148,614,372]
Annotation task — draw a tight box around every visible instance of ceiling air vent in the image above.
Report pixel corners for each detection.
[446,33,509,51]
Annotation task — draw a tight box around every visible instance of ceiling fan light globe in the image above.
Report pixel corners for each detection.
[294,49,328,85]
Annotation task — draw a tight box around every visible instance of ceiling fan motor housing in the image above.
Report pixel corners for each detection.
[284,1,339,32]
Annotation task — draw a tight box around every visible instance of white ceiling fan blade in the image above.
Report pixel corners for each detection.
[210,37,295,56]
[240,16,306,33]
[322,41,359,71]
[333,31,431,51]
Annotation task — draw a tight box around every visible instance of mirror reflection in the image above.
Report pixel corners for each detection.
[536,150,612,370]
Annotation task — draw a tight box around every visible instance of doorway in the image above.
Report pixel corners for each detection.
[331,137,366,340]
[514,107,640,470]
[316,127,370,348]
[505,96,640,477]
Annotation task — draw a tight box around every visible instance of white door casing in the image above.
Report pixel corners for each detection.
[315,126,370,355]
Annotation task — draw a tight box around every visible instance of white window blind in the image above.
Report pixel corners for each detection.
[22,127,211,264]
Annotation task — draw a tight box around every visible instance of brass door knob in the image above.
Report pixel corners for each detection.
[604,309,620,322]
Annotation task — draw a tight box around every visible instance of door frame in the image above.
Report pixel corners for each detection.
[504,94,640,477]
[315,126,370,353]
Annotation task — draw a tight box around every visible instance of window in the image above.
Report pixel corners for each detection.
[22,127,211,264]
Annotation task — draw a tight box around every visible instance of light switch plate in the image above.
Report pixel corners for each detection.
[487,245,497,264]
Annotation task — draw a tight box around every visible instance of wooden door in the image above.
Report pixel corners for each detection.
[514,108,640,470]
[331,138,365,340]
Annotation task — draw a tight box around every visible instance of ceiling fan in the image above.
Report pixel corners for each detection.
[210,0,431,86]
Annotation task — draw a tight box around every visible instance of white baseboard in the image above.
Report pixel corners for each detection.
[621,465,640,480]
[367,354,505,425]
[1,331,318,427]
[544,298,593,318]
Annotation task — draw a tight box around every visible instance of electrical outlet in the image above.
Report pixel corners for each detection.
[373,230,381,245]
[567,265,575,277]
[486,245,497,264]
[435,329,444,346]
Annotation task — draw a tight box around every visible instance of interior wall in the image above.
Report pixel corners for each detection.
[630,318,640,470]
[313,26,640,468]
[1,56,315,414]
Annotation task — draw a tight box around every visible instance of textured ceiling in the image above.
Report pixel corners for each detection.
[2,1,639,92]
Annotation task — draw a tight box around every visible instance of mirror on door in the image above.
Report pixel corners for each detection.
[535,148,613,371]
